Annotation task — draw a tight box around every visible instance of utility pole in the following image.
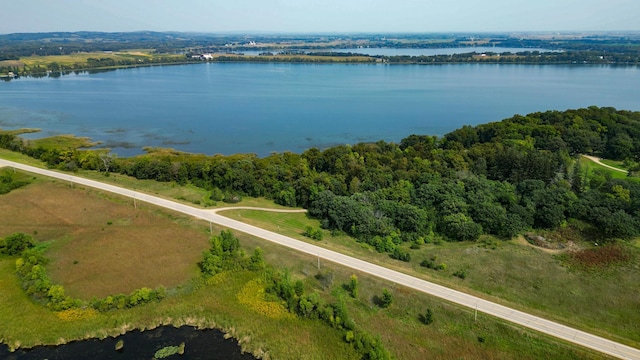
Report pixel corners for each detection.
[133,196,137,209]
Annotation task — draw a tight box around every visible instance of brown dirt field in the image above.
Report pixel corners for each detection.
[0,179,210,299]
[0,60,24,67]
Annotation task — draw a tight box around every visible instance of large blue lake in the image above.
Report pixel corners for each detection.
[1,63,639,157]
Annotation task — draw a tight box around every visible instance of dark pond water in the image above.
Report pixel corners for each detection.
[0,326,256,360]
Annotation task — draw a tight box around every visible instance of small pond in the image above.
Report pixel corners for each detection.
[0,326,256,360]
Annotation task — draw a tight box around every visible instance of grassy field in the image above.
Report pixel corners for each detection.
[4,50,187,74]
[0,174,608,359]
[0,178,210,298]
[580,156,635,181]
[599,159,628,171]
[219,209,640,348]
[0,149,46,166]
[28,135,99,150]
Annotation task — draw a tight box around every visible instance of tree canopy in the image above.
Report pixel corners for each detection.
[3,107,640,251]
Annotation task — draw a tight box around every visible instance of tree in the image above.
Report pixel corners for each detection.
[420,308,434,325]
[248,247,265,270]
[441,213,483,241]
[348,274,359,298]
[379,288,393,308]
[0,233,35,255]
[98,151,115,173]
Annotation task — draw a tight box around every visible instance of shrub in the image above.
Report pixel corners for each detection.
[1,233,35,255]
[453,270,467,279]
[348,274,358,298]
[389,248,411,262]
[420,308,434,325]
[379,288,393,308]
[420,256,437,269]
[303,226,324,240]
[223,193,242,203]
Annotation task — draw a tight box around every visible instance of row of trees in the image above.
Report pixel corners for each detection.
[266,270,391,360]
[5,232,166,312]
[199,230,265,277]
[2,107,639,251]
[195,231,391,359]
[384,51,640,65]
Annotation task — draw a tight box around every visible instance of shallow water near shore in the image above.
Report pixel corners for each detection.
[0,326,256,360]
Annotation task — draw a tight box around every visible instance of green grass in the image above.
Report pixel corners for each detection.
[0,149,47,167]
[0,128,41,136]
[0,152,640,359]
[29,135,98,150]
[0,237,606,360]
[580,156,634,181]
[599,159,628,171]
[219,209,640,348]
[0,175,609,359]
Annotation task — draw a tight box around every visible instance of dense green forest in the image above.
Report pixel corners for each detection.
[2,107,639,253]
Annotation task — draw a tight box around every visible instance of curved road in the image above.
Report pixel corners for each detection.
[1,159,638,360]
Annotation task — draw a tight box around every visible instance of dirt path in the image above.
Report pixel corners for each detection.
[582,155,627,173]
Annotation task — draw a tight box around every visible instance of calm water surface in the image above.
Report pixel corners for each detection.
[0,326,255,360]
[1,63,639,157]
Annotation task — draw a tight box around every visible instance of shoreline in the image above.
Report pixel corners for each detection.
[3,54,640,80]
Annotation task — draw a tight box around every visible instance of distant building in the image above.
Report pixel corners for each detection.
[192,54,214,61]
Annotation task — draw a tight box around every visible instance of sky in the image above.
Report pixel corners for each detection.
[1,0,639,34]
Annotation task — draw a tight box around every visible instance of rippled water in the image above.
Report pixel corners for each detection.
[1,63,639,157]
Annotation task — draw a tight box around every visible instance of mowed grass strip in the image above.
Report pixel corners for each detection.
[220,209,640,347]
[0,178,210,298]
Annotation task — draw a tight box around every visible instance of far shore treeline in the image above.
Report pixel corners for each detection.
[3,32,640,78]
[2,107,640,251]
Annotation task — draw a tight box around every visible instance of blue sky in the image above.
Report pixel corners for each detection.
[1,0,639,34]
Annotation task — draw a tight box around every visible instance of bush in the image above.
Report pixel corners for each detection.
[420,256,437,269]
[223,193,242,203]
[210,187,225,201]
[303,226,323,240]
[1,233,35,255]
[389,247,411,262]
[379,288,393,308]
[420,308,434,325]
[453,270,467,279]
